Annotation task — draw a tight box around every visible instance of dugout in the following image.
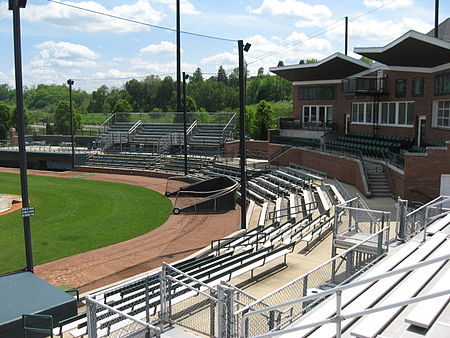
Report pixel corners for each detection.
[0,271,77,337]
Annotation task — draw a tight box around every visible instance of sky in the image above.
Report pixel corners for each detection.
[0,0,449,91]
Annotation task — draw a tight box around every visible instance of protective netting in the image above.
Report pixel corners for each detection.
[1,2,237,91]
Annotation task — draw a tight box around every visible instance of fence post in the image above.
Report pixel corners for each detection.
[86,297,98,338]
[145,275,150,323]
[217,285,227,338]
[335,290,342,338]
[159,268,168,327]
[396,198,407,241]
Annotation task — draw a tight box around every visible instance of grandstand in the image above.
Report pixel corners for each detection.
[69,191,448,338]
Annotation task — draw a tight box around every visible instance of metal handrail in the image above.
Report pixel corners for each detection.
[235,226,389,317]
[99,113,115,130]
[242,252,450,338]
[186,120,197,135]
[86,295,161,337]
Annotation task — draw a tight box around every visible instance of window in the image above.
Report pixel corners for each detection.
[412,77,424,97]
[398,102,414,125]
[434,100,450,128]
[381,102,396,124]
[299,86,335,100]
[435,72,450,96]
[395,79,406,98]
[303,105,333,123]
[353,101,414,126]
[351,102,373,123]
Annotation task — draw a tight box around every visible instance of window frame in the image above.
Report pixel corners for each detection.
[395,79,406,98]
[412,77,424,97]
[435,72,450,96]
[351,101,414,127]
[433,100,450,129]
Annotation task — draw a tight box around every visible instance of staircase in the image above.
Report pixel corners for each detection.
[366,163,391,197]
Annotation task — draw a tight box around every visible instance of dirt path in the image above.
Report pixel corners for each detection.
[0,168,241,293]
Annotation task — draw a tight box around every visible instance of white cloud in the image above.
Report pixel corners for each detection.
[154,0,200,15]
[242,34,329,75]
[363,0,414,10]
[248,0,332,20]
[140,41,178,55]
[93,69,140,79]
[20,0,164,34]
[286,32,331,51]
[326,17,432,43]
[35,41,100,60]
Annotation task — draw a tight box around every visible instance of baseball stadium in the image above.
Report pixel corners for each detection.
[1,1,450,338]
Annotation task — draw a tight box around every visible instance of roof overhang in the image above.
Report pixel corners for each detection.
[355,30,450,67]
[269,52,371,82]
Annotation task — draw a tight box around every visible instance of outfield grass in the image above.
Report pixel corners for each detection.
[0,172,172,274]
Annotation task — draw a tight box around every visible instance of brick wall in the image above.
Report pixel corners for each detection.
[226,140,370,195]
[291,68,450,142]
[225,140,449,202]
[402,142,450,202]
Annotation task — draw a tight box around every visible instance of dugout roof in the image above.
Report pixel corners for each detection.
[0,271,77,336]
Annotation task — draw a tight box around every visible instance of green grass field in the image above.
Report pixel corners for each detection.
[0,172,172,275]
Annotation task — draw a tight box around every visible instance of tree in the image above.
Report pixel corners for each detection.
[191,68,204,83]
[360,56,374,65]
[54,100,81,134]
[112,98,132,122]
[87,85,110,113]
[0,104,11,140]
[257,67,264,76]
[255,100,276,140]
[10,107,30,129]
[217,65,228,83]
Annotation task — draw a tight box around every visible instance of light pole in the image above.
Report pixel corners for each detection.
[183,72,189,176]
[67,79,75,170]
[10,0,34,272]
[238,40,251,230]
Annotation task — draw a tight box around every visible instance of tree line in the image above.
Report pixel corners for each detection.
[0,66,292,140]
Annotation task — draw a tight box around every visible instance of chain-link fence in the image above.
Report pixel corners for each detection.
[426,196,450,222]
[233,227,390,337]
[160,263,219,337]
[397,195,450,241]
[334,197,390,240]
[86,295,160,338]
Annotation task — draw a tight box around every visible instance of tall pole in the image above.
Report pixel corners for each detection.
[183,72,188,176]
[176,0,182,114]
[10,0,33,272]
[238,40,247,230]
[434,0,439,38]
[345,16,348,56]
[67,79,75,170]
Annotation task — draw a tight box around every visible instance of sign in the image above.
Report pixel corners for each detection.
[21,207,35,218]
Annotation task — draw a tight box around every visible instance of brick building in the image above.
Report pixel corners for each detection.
[261,20,450,201]
[270,20,450,145]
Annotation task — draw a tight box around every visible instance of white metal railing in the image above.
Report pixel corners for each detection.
[242,253,450,338]
[397,195,450,241]
[86,295,161,338]
[234,226,389,337]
